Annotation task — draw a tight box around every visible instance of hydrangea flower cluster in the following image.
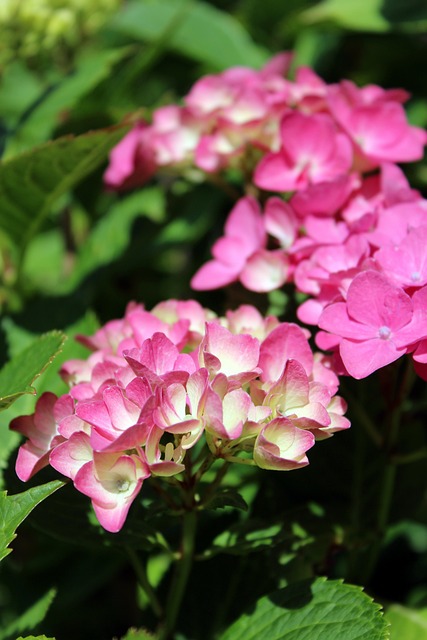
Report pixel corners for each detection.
[193,181,427,380]
[104,52,425,191]
[11,300,349,532]
[104,52,427,381]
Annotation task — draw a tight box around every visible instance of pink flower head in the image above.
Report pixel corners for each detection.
[11,392,64,481]
[318,270,427,378]
[74,451,150,533]
[374,225,427,289]
[329,92,427,168]
[11,300,350,532]
[253,418,315,470]
[254,111,353,192]
[259,323,314,382]
[199,322,260,383]
[191,196,289,292]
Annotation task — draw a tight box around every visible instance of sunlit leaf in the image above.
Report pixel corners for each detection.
[0,480,65,562]
[219,577,389,640]
[0,126,129,253]
[0,331,66,412]
[109,0,268,70]
[301,0,389,32]
[386,604,427,639]
[5,48,128,156]
[0,588,56,640]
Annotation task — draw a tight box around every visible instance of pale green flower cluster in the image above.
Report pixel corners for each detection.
[0,0,121,68]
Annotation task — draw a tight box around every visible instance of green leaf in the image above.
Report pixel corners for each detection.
[0,62,44,130]
[109,0,268,70]
[0,126,129,252]
[386,604,427,639]
[0,480,65,562]
[219,577,389,640]
[0,588,56,640]
[5,48,128,156]
[204,522,285,559]
[0,331,66,411]
[301,0,389,32]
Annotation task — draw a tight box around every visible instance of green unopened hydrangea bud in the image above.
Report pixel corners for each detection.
[0,0,122,70]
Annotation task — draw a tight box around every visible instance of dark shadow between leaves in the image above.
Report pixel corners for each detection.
[267,577,315,610]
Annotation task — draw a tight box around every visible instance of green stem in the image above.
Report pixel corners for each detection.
[113,0,192,99]
[392,448,427,464]
[346,414,367,581]
[359,360,412,584]
[341,380,382,446]
[361,453,397,584]
[126,546,163,619]
[159,510,197,640]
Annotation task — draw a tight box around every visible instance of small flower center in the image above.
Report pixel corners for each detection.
[378,325,391,340]
[116,478,130,493]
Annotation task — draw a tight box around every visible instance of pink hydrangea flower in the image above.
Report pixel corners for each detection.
[191,196,289,292]
[10,392,65,481]
[254,111,353,192]
[318,271,427,378]
[12,300,349,531]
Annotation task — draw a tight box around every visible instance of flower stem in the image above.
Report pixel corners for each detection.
[358,360,414,584]
[159,509,197,640]
[126,546,163,619]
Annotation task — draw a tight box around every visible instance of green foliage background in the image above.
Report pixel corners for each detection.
[1,0,427,638]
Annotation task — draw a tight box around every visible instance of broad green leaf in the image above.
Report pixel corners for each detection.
[219,577,389,640]
[0,331,66,411]
[0,588,56,640]
[0,480,65,562]
[0,313,98,486]
[204,522,285,559]
[109,0,268,70]
[5,48,128,156]
[385,519,427,553]
[386,604,427,639]
[301,0,389,32]
[0,62,44,130]
[21,229,66,295]
[0,126,129,252]
[27,313,99,398]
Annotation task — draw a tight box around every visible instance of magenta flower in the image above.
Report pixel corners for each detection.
[329,93,427,168]
[104,123,156,191]
[254,111,353,192]
[192,196,290,292]
[318,271,427,378]
[374,225,427,289]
